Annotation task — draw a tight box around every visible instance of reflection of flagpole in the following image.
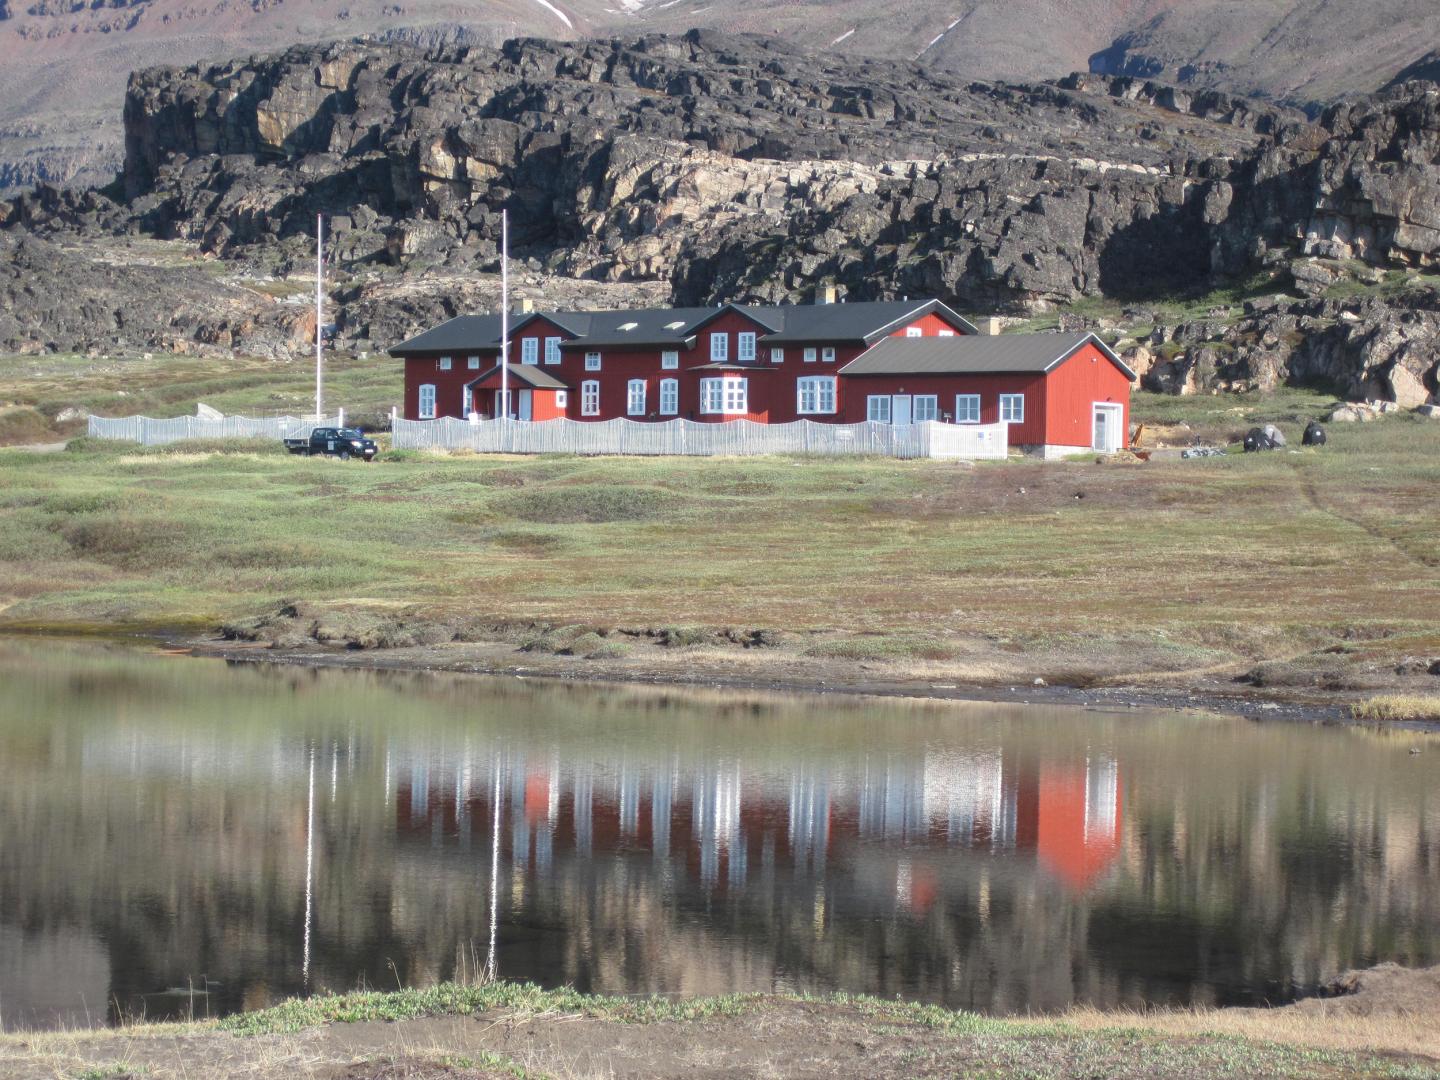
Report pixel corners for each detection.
[486,759,502,982]
[303,746,316,987]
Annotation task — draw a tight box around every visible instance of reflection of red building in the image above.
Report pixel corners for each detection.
[1014,761,1123,892]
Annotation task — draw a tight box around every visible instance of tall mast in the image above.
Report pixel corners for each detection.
[314,213,324,421]
[500,209,509,421]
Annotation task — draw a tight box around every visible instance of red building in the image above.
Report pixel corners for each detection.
[390,298,1136,456]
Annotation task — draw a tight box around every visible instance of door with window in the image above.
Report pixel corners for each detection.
[891,395,913,426]
[517,389,533,421]
[1092,403,1123,452]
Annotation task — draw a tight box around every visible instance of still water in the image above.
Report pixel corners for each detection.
[1,639,1436,1030]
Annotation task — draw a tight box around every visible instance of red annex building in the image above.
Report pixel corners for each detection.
[390,297,1136,456]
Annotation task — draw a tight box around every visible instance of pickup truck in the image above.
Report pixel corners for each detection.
[284,427,378,461]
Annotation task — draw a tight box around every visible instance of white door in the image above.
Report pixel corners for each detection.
[891,395,913,426]
[1093,404,1123,452]
[518,389,533,421]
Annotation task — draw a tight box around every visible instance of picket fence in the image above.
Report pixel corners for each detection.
[87,414,344,446]
[390,417,1009,460]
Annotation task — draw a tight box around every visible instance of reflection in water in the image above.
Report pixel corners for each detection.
[0,640,1437,1029]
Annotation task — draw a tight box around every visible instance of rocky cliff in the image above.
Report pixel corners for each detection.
[2,32,1438,404]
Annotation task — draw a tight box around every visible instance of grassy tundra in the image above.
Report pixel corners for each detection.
[0,382,1436,697]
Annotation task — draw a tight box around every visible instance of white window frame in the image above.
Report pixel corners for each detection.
[914,395,939,423]
[955,394,981,424]
[659,377,679,415]
[822,346,836,363]
[555,390,568,409]
[710,332,729,362]
[939,330,956,338]
[544,337,561,365]
[661,349,679,370]
[770,347,784,364]
[467,355,480,370]
[905,327,923,338]
[804,347,817,363]
[737,332,756,362]
[866,395,891,423]
[581,380,600,417]
[585,351,602,371]
[1000,393,1025,423]
[700,376,747,415]
[627,379,647,416]
[438,356,452,371]
[462,386,473,416]
[797,376,837,416]
[521,338,539,365]
[418,383,437,419]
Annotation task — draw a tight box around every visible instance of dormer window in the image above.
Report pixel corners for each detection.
[664,320,685,330]
[710,332,729,362]
[737,332,756,362]
[617,321,639,331]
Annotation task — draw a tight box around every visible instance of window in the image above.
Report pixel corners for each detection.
[797,376,837,415]
[771,347,784,364]
[438,356,452,371]
[627,379,646,416]
[939,330,956,337]
[710,332,729,362]
[914,395,938,422]
[804,347,817,363]
[555,390,568,409]
[521,338,538,365]
[661,350,679,370]
[822,346,836,363]
[495,389,511,418]
[700,376,747,414]
[737,332,756,361]
[418,384,437,419]
[955,394,980,424]
[867,395,891,423]
[467,356,480,369]
[544,337,561,365]
[462,386,473,415]
[581,380,600,416]
[585,351,602,371]
[1000,394,1025,423]
[659,378,679,415]
[905,327,923,338]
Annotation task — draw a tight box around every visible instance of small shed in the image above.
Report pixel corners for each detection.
[463,365,569,421]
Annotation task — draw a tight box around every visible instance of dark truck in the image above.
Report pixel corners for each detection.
[284,427,378,461]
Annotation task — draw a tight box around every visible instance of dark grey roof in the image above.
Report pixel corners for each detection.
[839,333,1137,379]
[465,364,569,390]
[390,299,978,355]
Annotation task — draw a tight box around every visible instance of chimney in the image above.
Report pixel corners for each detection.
[818,285,836,305]
[516,297,534,314]
[982,316,1003,336]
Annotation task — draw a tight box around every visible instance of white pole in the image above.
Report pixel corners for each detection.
[500,209,509,423]
[315,213,324,422]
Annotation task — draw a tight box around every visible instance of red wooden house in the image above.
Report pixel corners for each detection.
[390,297,1135,455]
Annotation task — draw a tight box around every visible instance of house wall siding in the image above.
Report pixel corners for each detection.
[840,373,1050,444]
[1039,342,1133,448]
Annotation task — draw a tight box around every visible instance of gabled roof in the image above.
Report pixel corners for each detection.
[839,332,1137,380]
[389,299,980,356]
[465,364,569,390]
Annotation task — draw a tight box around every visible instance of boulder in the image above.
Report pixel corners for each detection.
[1328,403,1377,422]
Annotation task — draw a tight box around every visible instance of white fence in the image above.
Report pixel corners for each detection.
[391,417,1009,459]
[87,414,344,446]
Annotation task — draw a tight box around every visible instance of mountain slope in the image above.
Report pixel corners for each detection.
[1,0,1438,195]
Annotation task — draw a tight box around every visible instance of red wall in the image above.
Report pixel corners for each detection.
[840,373,1049,444]
[1040,342,1132,448]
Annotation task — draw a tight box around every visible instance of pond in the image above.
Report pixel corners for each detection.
[1,638,1436,1030]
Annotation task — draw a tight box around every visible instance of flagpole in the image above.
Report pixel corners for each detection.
[315,213,324,422]
[500,209,509,423]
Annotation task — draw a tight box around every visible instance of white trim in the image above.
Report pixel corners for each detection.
[555,389,568,409]
[1000,393,1025,423]
[1092,402,1124,452]
[661,349,679,370]
[544,337,561,365]
[627,379,647,416]
[822,346,836,362]
[418,383,437,419]
[914,395,938,422]
[710,332,729,362]
[585,351,602,371]
[771,347,784,364]
[797,375,837,415]
[467,355,481,370]
[700,376,747,415]
[738,332,756,362]
[866,395,891,423]
[954,394,980,424]
[521,338,539,365]
[804,347,817,363]
[905,327,922,338]
[580,379,600,416]
[438,356,452,371]
[659,377,679,415]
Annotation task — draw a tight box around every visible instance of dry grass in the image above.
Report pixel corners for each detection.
[1352,695,1440,722]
